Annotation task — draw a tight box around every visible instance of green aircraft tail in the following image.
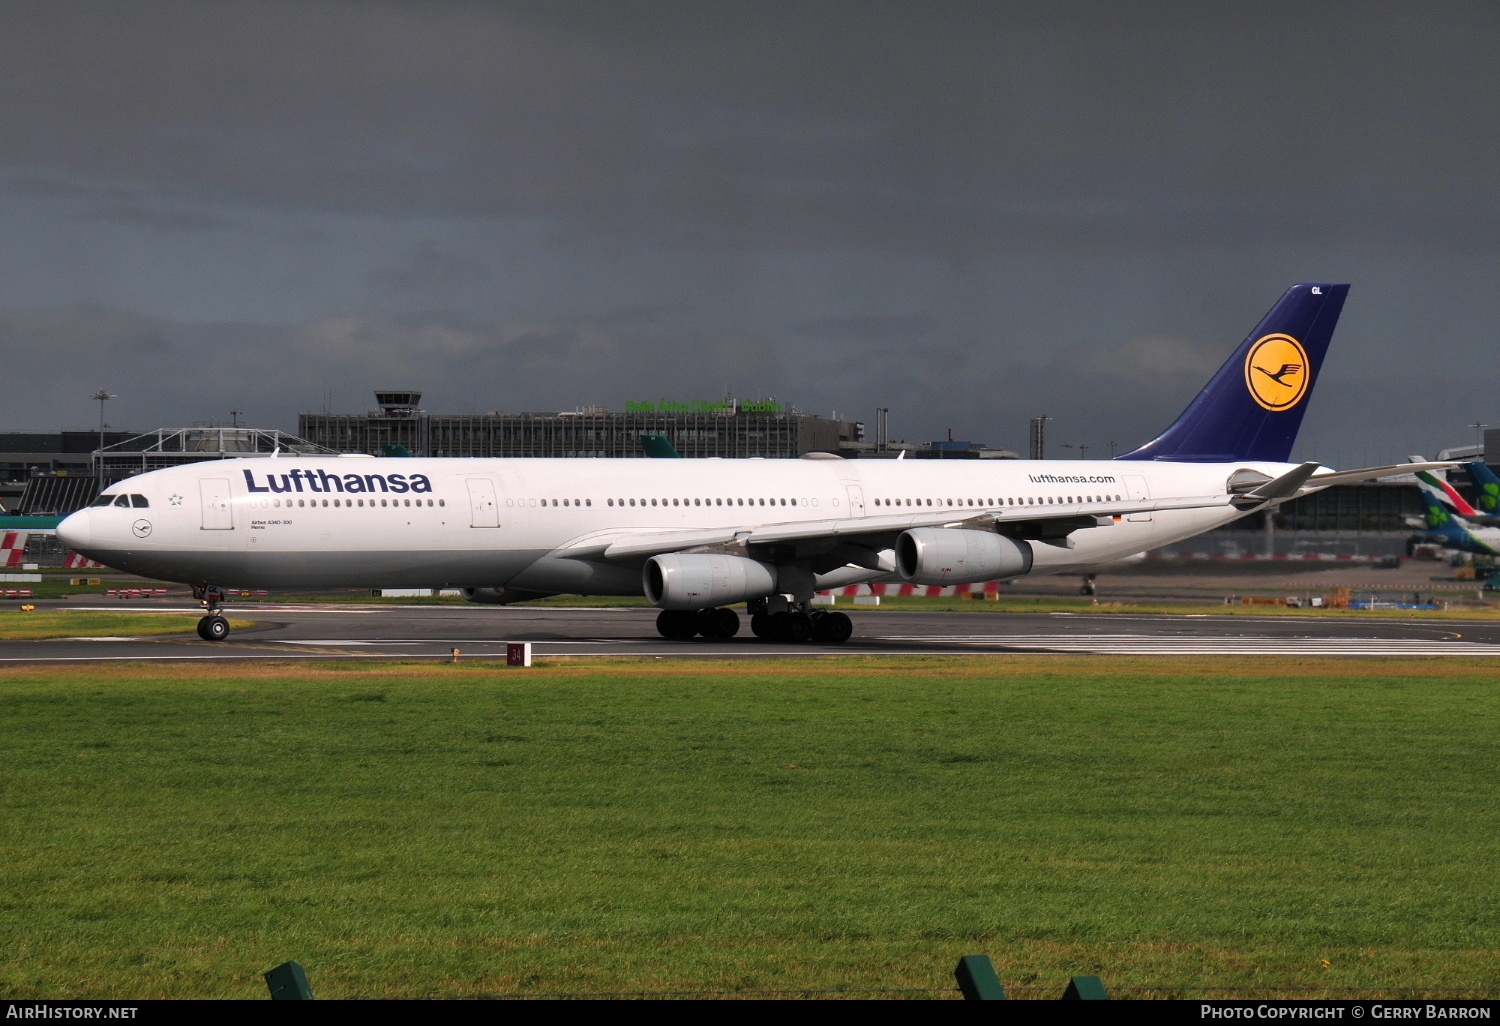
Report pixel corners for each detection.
[640,434,681,458]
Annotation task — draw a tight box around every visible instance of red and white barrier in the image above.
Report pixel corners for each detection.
[64,551,105,569]
[3,588,33,598]
[1,532,25,568]
[1144,552,1377,562]
[818,581,1004,599]
[106,587,169,598]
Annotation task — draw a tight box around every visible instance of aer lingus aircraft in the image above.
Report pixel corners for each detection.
[58,283,1453,644]
[1408,466,1500,558]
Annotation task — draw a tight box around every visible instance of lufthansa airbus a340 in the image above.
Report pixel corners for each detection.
[58,284,1449,644]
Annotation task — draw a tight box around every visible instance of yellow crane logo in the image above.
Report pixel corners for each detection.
[1244,334,1311,411]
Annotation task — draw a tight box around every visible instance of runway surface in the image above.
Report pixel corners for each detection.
[7,603,1500,662]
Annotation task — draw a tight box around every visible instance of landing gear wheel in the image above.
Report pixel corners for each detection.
[750,613,770,639]
[197,615,230,642]
[812,611,853,644]
[708,607,740,639]
[656,609,699,640]
[785,611,812,643]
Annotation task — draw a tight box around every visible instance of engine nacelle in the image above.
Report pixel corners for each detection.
[896,529,1032,585]
[643,553,779,610]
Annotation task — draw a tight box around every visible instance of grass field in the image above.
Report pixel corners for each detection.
[2,657,1497,999]
[0,611,256,641]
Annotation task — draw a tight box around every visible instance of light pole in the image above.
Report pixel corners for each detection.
[1471,421,1488,452]
[89,388,116,490]
[1062,443,1090,459]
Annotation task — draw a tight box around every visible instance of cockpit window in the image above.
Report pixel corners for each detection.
[130,495,149,508]
[114,495,131,507]
[91,494,118,507]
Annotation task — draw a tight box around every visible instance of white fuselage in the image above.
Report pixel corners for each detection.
[58,455,1282,594]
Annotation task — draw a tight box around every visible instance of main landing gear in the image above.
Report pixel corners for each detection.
[656,607,741,640]
[656,600,853,644]
[192,584,231,642]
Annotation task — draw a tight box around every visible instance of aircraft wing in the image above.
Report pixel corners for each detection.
[553,493,1232,564]
[1304,461,1460,489]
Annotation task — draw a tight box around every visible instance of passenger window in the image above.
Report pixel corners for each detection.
[439,499,445,507]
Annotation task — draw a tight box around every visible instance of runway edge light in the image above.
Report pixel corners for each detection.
[954,954,1006,1000]
[264,960,314,1000]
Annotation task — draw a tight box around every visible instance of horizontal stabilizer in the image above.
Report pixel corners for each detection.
[1230,462,1320,510]
[1308,461,1459,488]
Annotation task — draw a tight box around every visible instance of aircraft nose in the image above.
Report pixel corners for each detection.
[56,509,92,552]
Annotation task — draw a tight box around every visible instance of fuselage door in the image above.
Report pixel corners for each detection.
[1122,474,1152,522]
[200,478,233,530]
[845,484,866,516]
[467,478,500,528]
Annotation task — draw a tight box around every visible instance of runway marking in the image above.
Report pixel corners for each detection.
[68,606,385,615]
[271,639,614,646]
[875,633,1500,655]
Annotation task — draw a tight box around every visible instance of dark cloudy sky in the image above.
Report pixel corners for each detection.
[1,0,1495,465]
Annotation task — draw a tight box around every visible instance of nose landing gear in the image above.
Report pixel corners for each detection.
[192,584,231,642]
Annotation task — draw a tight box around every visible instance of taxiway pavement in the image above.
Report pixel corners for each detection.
[6,604,1500,662]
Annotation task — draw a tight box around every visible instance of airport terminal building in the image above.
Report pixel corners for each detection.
[297,391,865,460]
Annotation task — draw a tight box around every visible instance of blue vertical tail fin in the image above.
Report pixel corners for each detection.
[1464,462,1500,516]
[1116,284,1349,463]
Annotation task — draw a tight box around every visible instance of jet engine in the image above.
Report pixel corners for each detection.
[643,553,779,610]
[896,529,1032,585]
